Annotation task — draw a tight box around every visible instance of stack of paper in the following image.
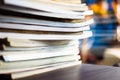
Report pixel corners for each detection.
[0,0,93,80]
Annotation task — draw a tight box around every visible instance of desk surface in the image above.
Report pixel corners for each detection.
[17,64,120,80]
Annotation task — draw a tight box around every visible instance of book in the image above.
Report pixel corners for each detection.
[0,55,80,73]
[0,15,94,27]
[2,0,81,15]
[0,28,84,34]
[0,6,85,19]
[0,9,85,22]
[0,61,81,74]
[0,30,92,40]
[0,42,79,51]
[0,44,79,61]
[0,22,90,32]
[3,0,88,13]
[0,61,81,80]
[0,43,79,51]
[51,0,81,4]
[0,7,93,18]
[0,38,78,48]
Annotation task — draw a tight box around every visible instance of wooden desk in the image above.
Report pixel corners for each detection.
[17,64,120,80]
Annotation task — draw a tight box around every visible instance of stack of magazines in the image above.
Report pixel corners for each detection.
[0,0,93,80]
